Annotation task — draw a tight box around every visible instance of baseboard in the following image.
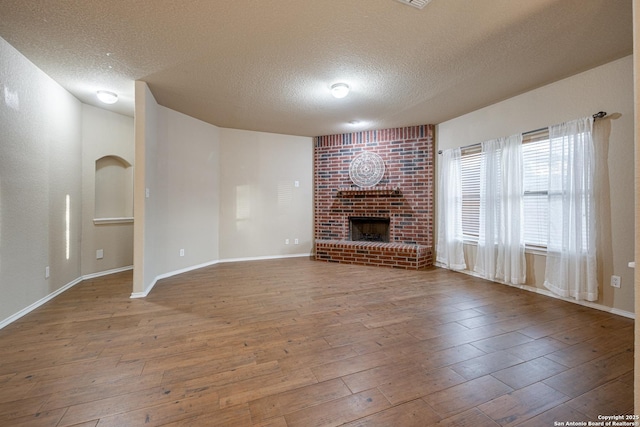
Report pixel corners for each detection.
[0,265,134,329]
[130,253,312,299]
[517,283,635,319]
[82,265,133,280]
[130,259,220,299]
[441,266,635,319]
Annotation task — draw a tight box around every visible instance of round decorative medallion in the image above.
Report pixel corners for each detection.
[349,151,385,188]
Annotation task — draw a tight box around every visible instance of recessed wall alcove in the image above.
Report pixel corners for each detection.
[94,155,133,224]
[313,125,435,269]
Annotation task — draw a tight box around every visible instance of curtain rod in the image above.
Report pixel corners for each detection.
[437,111,607,155]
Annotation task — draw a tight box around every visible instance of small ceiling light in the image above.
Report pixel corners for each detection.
[96,90,118,104]
[331,83,350,99]
[395,0,431,9]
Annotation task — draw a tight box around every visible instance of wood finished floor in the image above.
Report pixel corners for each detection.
[0,258,634,427]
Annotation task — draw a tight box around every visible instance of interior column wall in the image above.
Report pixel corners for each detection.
[133,83,221,296]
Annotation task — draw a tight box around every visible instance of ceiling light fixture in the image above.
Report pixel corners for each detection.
[96,90,118,104]
[331,83,350,99]
[395,0,431,9]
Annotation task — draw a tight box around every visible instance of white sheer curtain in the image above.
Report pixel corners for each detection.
[544,117,597,301]
[474,134,526,285]
[436,148,466,270]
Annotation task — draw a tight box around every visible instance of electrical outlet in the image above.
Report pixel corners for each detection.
[611,275,621,288]
[45,266,50,279]
[180,249,185,257]
[294,238,299,244]
[285,239,289,245]
[96,249,104,259]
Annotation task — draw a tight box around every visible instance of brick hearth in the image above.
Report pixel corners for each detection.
[315,240,431,269]
[313,125,435,269]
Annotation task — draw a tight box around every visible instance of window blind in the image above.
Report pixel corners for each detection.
[454,116,598,252]
[460,148,481,241]
[522,131,550,248]
[459,130,551,248]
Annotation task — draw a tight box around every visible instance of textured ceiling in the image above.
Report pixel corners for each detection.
[0,0,632,137]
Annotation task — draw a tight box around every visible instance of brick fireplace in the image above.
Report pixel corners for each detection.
[314,125,435,269]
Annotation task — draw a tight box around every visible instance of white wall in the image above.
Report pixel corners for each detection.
[437,55,635,314]
[0,37,83,323]
[81,104,134,275]
[219,128,313,260]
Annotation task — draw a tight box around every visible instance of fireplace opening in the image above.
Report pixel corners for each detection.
[349,217,390,242]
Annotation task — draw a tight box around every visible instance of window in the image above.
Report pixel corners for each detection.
[459,129,551,248]
[522,130,550,248]
[460,148,481,241]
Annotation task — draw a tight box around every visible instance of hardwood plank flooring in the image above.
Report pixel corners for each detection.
[0,258,634,426]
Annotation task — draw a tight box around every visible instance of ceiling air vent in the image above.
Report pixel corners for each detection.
[395,0,431,9]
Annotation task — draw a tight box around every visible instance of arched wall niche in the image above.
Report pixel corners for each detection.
[94,155,133,223]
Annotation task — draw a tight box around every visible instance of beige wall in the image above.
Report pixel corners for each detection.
[133,83,221,295]
[219,128,313,260]
[0,37,83,323]
[437,55,635,315]
[81,104,134,276]
[1,37,137,325]
[153,106,220,271]
[132,93,314,294]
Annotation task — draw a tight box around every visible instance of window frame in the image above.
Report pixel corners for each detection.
[521,129,550,251]
[458,128,551,252]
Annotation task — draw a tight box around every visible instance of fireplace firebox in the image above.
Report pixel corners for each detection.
[349,217,390,242]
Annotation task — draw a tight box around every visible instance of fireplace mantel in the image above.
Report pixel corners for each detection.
[336,186,401,197]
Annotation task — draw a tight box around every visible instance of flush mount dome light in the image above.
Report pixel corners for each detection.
[331,83,350,99]
[96,90,118,104]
